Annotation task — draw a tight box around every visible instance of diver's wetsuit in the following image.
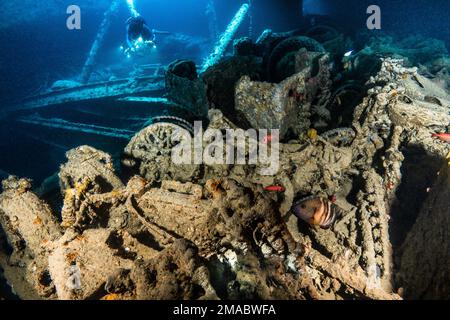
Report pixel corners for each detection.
[126,16,154,47]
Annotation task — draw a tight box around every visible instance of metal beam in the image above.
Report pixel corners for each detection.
[17,115,134,139]
[4,77,164,113]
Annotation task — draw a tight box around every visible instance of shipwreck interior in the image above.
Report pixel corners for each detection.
[0,0,449,300]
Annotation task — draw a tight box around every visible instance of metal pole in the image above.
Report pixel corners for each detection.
[206,0,219,43]
[80,0,121,84]
[18,115,134,139]
[200,3,250,73]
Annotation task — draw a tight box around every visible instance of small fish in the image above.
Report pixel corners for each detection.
[292,196,342,229]
[264,185,285,192]
[344,50,354,57]
[386,181,395,191]
[432,133,450,143]
[103,294,119,301]
[263,134,273,144]
[307,128,318,140]
[329,195,337,203]
[288,89,305,102]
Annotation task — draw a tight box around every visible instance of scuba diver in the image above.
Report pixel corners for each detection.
[126,16,155,47]
[123,16,171,58]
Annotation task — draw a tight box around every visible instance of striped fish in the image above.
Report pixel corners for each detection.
[292,196,342,229]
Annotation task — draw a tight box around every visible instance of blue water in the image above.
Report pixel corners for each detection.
[0,0,448,185]
[305,0,450,43]
[1,0,448,104]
